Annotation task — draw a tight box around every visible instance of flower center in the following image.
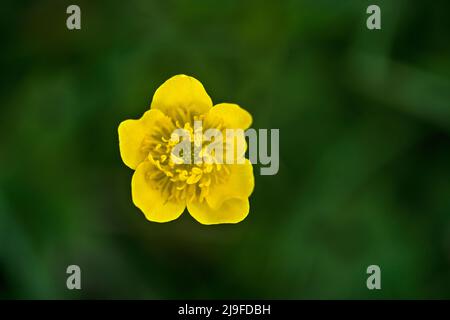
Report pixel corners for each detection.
[146,116,229,203]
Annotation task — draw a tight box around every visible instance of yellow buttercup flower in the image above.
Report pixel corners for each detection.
[118,75,254,224]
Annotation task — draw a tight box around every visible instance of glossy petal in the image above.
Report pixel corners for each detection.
[206,159,254,209]
[118,109,172,170]
[151,75,212,120]
[205,103,252,129]
[132,160,186,222]
[187,197,249,225]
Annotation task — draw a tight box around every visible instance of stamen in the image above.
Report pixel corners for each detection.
[145,117,232,202]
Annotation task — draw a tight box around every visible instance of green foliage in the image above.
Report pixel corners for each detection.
[0,0,449,298]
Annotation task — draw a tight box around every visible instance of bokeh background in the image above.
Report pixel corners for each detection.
[1,0,450,299]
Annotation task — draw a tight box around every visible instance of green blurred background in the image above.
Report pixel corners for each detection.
[1,0,450,299]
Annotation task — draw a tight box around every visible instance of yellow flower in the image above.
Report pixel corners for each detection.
[118,75,254,224]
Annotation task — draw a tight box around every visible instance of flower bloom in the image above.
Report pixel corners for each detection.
[118,75,254,224]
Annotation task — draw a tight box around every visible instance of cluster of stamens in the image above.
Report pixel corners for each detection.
[144,116,230,203]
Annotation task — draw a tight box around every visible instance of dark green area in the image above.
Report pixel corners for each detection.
[1,0,449,299]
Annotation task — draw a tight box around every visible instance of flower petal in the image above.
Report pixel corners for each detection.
[118,109,172,170]
[187,198,249,225]
[132,160,186,222]
[206,159,254,209]
[151,75,212,120]
[205,103,252,129]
